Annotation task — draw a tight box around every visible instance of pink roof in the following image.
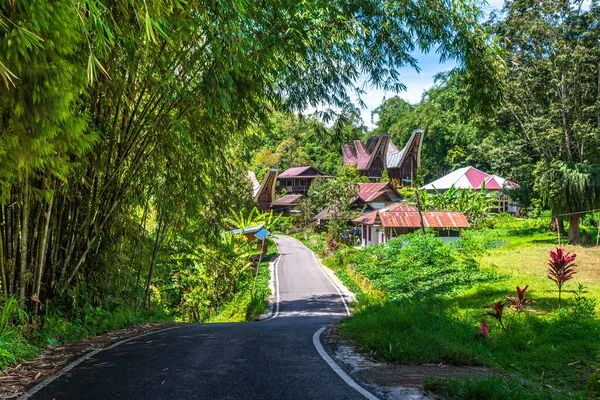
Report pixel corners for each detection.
[342,144,358,165]
[354,140,371,169]
[422,167,518,191]
[278,166,324,178]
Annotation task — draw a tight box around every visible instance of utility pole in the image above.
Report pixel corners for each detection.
[404,178,425,235]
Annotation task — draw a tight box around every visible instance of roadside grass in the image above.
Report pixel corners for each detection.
[423,376,572,400]
[312,216,600,399]
[209,250,275,323]
[0,299,170,370]
[1,248,276,370]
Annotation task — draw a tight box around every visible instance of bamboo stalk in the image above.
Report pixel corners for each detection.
[0,206,7,296]
[19,181,30,308]
[34,194,53,314]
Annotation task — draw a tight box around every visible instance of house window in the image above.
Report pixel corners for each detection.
[368,226,371,241]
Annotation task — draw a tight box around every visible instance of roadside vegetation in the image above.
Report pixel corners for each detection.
[0,0,502,374]
[296,214,600,399]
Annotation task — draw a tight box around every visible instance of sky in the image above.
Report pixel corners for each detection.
[329,0,506,128]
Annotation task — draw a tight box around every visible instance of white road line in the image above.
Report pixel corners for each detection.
[298,240,351,316]
[262,252,281,321]
[311,251,351,316]
[19,326,181,399]
[313,327,379,400]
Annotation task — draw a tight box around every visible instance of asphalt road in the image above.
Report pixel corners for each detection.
[28,235,368,400]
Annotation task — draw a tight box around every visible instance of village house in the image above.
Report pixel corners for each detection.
[271,194,304,216]
[342,130,424,187]
[247,168,278,212]
[276,166,331,195]
[313,182,403,224]
[353,202,470,246]
[421,166,520,214]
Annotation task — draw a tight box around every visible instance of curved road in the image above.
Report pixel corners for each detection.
[27,235,370,400]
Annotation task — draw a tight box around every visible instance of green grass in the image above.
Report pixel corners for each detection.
[423,376,572,400]
[0,297,171,371]
[332,217,600,399]
[209,251,275,323]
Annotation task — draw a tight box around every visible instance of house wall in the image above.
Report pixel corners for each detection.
[361,224,384,246]
[359,226,462,246]
[278,177,315,195]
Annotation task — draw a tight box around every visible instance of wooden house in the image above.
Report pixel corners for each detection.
[421,166,521,215]
[277,166,330,195]
[353,202,470,246]
[249,168,278,212]
[271,194,304,216]
[341,130,424,186]
[313,182,403,224]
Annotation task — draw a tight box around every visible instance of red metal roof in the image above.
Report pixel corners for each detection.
[354,207,469,229]
[380,211,469,228]
[271,194,303,207]
[353,202,417,224]
[387,202,418,212]
[357,182,403,202]
[278,166,325,178]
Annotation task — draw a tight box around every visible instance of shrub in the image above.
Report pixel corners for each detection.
[506,285,533,312]
[484,300,507,330]
[0,297,38,369]
[351,233,499,300]
[547,248,577,308]
[569,284,598,321]
[475,320,490,338]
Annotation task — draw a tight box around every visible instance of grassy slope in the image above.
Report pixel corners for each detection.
[324,217,600,399]
[208,250,275,323]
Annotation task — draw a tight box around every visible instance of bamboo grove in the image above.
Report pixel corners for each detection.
[0,0,502,314]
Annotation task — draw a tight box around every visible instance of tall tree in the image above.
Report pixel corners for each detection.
[0,0,504,311]
[492,0,600,243]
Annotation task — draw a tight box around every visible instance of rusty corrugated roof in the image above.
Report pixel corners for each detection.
[357,182,403,202]
[380,211,469,228]
[353,206,469,229]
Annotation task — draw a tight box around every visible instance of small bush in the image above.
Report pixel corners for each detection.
[350,233,500,300]
[568,284,598,321]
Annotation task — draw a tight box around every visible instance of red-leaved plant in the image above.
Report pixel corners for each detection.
[506,285,533,312]
[475,320,490,338]
[548,248,577,308]
[484,300,506,330]
[328,238,339,250]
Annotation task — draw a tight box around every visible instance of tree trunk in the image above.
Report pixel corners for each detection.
[34,195,53,316]
[19,181,30,308]
[567,214,581,245]
[143,211,164,309]
[597,60,600,140]
[0,217,7,296]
